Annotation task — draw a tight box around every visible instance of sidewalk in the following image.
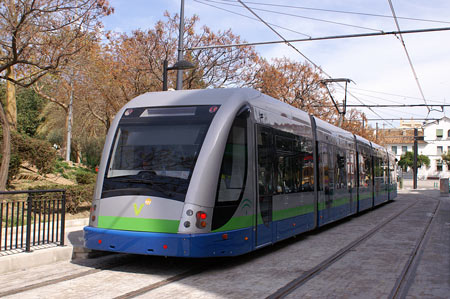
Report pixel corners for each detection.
[399,178,441,190]
[0,218,89,274]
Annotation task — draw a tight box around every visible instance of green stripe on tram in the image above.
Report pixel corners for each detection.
[214,186,397,232]
[358,193,372,201]
[98,216,180,233]
[318,197,351,210]
[212,215,254,232]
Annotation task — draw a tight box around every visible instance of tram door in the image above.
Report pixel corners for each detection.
[256,126,273,247]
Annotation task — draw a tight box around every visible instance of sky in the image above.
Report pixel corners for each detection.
[101,0,450,128]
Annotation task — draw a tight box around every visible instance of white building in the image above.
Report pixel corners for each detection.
[382,116,450,179]
[420,117,450,178]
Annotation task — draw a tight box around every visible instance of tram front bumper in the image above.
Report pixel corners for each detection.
[84,226,253,257]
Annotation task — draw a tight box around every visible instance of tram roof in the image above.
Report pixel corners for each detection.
[124,88,261,109]
[121,88,383,150]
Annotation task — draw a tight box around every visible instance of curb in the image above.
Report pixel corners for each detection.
[0,246,73,274]
[66,218,89,228]
[0,218,90,274]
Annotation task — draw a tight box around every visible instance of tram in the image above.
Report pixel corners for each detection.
[84,88,397,257]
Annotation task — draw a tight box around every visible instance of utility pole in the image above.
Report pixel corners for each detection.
[376,123,378,142]
[413,128,418,189]
[176,0,185,90]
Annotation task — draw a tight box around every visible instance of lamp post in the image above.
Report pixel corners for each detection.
[176,0,186,90]
[162,59,195,91]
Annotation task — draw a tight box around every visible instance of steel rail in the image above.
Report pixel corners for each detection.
[388,199,441,299]
[266,199,419,299]
[0,255,137,297]
[114,266,207,299]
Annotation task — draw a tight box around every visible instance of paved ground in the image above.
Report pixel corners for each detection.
[1,186,449,298]
[400,178,441,189]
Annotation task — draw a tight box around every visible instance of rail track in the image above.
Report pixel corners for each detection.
[388,199,441,299]
[1,196,441,298]
[0,255,138,297]
[266,197,439,299]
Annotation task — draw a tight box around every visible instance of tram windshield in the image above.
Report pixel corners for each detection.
[102,105,219,201]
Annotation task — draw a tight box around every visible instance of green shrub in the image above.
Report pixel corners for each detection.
[80,137,104,169]
[13,133,57,175]
[29,183,95,214]
[65,184,95,213]
[8,154,21,180]
[16,87,45,137]
[75,170,96,185]
[54,159,71,174]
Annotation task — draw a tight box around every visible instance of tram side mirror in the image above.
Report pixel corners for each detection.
[237,106,250,118]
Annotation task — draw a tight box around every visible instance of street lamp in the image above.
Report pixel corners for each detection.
[162,59,195,91]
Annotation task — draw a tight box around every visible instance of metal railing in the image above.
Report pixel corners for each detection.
[0,189,66,253]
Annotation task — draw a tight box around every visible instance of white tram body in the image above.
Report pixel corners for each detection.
[84,88,397,257]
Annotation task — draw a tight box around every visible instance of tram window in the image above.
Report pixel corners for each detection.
[216,116,248,203]
[364,155,372,186]
[103,105,218,201]
[276,155,295,193]
[258,129,274,196]
[276,136,294,152]
[374,157,383,178]
[347,150,355,189]
[359,153,372,188]
[319,143,330,193]
[275,135,295,194]
[385,158,390,184]
[335,151,346,189]
[274,133,314,194]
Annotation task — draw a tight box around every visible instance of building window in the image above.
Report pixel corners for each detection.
[448,130,450,138]
[391,146,397,154]
[437,160,443,172]
[447,146,450,153]
[402,146,407,153]
[436,129,443,138]
[437,146,443,155]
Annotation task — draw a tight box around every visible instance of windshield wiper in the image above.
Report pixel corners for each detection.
[112,178,156,185]
[107,170,157,180]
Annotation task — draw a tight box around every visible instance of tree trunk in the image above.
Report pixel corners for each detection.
[0,102,11,190]
[5,66,17,130]
[75,144,81,163]
[59,111,70,160]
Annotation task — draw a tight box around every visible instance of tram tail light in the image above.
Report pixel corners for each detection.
[197,211,207,220]
[196,211,208,229]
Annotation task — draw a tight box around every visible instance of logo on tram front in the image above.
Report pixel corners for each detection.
[133,198,152,216]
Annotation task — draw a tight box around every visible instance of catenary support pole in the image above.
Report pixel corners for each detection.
[176,0,185,90]
[413,128,418,189]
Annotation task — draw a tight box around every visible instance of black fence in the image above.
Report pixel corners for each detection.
[0,189,66,253]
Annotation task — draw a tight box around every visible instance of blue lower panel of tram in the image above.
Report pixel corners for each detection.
[84,226,254,257]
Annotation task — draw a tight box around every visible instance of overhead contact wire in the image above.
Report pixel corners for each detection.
[236,0,394,127]
[217,0,450,25]
[193,0,311,38]
[205,0,384,32]
[387,0,430,114]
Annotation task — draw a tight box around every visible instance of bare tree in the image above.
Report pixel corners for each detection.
[0,0,112,190]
